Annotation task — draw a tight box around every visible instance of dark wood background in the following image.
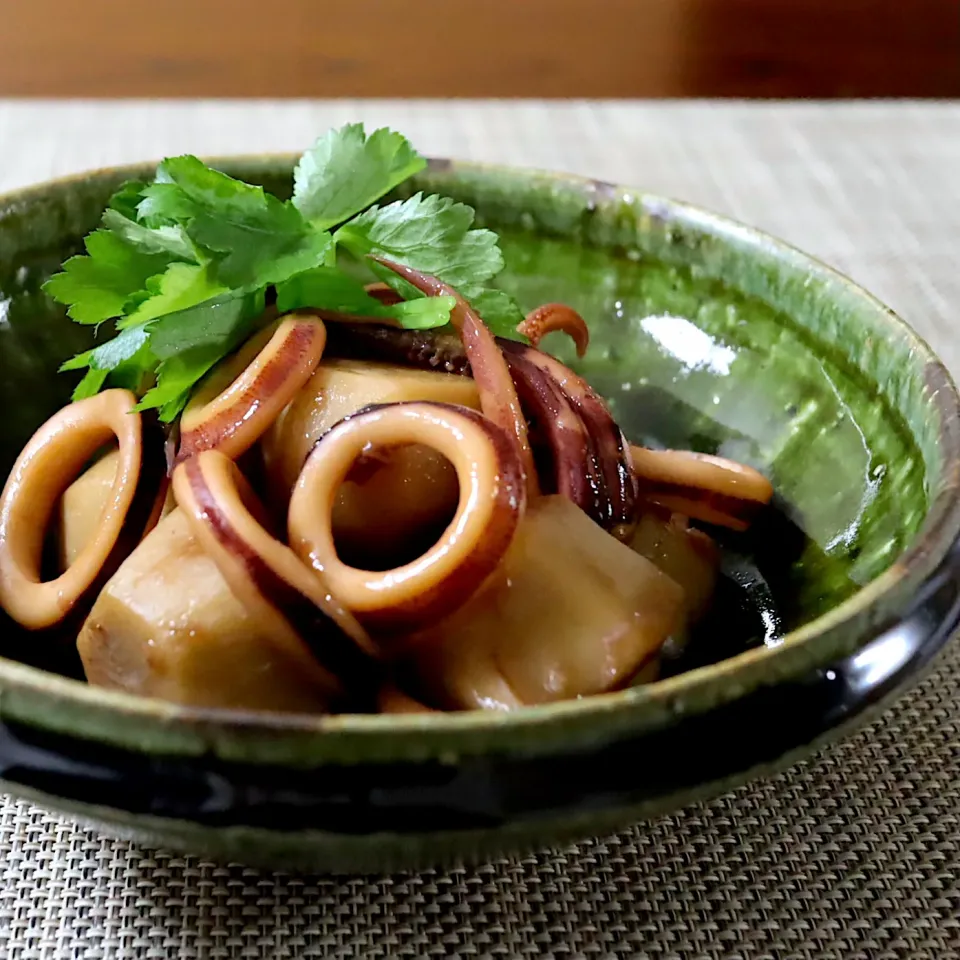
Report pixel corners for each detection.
[2,0,957,98]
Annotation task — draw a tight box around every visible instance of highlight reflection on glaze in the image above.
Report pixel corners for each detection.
[640,315,736,377]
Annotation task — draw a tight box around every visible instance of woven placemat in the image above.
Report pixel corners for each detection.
[1,99,959,959]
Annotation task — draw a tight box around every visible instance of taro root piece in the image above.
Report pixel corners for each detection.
[288,401,527,635]
[629,511,720,624]
[629,658,662,686]
[329,444,468,570]
[263,359,481,566]
[77,510,337,712]
[0,390,165,630]
[59,449,126,570]
[321,319,640,536]
[319,319,641,537]
[173,451,376,691]
[59,447,172,570]
[407,495,685,711]
[629,446,774,531]
[177,315,327,464]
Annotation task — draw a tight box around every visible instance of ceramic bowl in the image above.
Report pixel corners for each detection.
[0,157,958,873]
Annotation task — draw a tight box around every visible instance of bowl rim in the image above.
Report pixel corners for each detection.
[1,154,958,763]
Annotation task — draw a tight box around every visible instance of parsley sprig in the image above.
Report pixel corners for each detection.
[45,124,524,421]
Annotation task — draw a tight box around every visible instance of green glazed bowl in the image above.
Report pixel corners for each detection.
[0,157,959,873]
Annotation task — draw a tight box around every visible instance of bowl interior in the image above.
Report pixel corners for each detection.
[0,157,948,710]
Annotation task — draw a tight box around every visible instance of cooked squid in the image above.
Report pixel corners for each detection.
[288,401,526,637]
[177,315,328,464]
[262,359,480,565]
[630,445,773,532]
[516,303,590,358]
[0,267,773,715]
[0,390,166,630]
[172,450,376,685]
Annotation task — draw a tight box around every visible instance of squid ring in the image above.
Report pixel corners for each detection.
[372,259,541,501]
[288,401,527,633]
[177,315,327,463]
[0,390,146,629]
[173,451,377,696]
[630,446,774,531]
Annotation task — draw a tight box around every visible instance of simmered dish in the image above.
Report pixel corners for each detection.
[0,125,773,714]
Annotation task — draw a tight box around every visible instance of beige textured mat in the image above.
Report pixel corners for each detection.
[0,100,958,959]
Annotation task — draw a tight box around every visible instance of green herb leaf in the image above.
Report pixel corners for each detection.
[61,289,263,412]
[118,263,228,328]
[107,345,157,395]
[336,193,503,291]
[60,325,156,402]
[135,350,222,421]
[60,324,152,373]
[108,180,151,220]
[274,267,381,314]
[43,230,173,325]
[103,178,198,260]
[135,290,266,420]
[463,288,526,339]
[387,296,459,330]
[71,368,109,401]
[51,125,526,418]
[292,124,426,229]
[148,291,263,360]
[275,267,455,329]
[142,156,335,289]
[103,208,196,261]
[332,192,522,335]
[137,181,198,225]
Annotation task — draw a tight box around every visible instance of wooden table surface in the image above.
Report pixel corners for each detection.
[2,1,957,98]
